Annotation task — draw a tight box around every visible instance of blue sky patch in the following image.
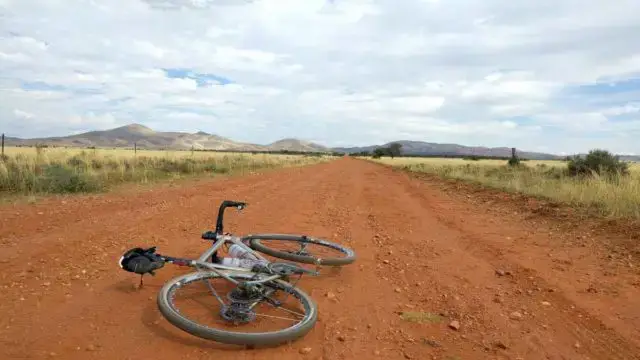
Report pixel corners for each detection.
[21,81,67,92]
[163,68,233,87]
[567,78,640,96]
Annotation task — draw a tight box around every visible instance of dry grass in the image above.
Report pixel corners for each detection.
[0,146,332,196]
[373,157,640,219]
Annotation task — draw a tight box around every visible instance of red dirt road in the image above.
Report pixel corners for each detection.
[1,158,639,360]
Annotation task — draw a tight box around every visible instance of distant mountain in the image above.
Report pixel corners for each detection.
[334,140,564,160]
[267,138,328,152]
[5,124,326,153]
[619,155,640,162]
[574,153,640,162]
[5,124,636,161]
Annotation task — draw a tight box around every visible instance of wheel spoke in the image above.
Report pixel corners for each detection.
[163,272,314,337]
[195,265,226,306]
[254,312,301,322]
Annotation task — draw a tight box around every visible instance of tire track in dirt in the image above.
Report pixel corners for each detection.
[1,158,639,360]
[390,165,640,353]
[367,161,640,359]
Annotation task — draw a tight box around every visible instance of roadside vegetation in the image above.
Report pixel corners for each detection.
[368,147,640,219]
[0,146,332,196]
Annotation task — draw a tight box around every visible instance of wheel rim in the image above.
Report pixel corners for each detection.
[164,272,315,335]
[246,235,355,263]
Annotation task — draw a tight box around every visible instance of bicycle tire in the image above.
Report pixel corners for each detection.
[244,234,356,266]
[157,271,318,347]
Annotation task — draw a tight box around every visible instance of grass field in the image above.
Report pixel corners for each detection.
[0,146,332,196]
[373,157,640,219]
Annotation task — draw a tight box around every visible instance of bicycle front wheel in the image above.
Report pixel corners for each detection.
[157,271,318,347]
[244,234,356,266]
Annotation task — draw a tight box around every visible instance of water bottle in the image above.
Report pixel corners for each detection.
[220,244,266,269]
[221,257,265,269]
[228,244,259,260]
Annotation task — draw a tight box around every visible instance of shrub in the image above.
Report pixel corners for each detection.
[38,164,103,193]
[567,149,629,178]
[507,157,521,167]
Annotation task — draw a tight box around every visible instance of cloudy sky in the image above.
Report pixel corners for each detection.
[1,0,639,154]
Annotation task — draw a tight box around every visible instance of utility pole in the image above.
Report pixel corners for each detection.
[1,133,4,159]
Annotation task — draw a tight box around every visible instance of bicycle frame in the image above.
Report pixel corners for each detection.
[159,233,282,286]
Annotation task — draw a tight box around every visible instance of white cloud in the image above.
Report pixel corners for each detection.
[13,109,34,119]
[602,103,640,116]
[0,0,639,153]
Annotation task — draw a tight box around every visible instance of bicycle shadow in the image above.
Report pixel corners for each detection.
[139,302,243,351]
[110,277,167,294]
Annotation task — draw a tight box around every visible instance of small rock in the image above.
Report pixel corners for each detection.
[383,260,390,264]
[495,269,506,276]
[574,342,581,349]
[509,311,523,320]
[48,352,57,357]
[493,340,508,350]
[86,344,96,351]
[423,338,441,348]
[299,347,312,355]
[403,352,413,359]
[394,287,402,293]
[325,292,337,301]
[493,297,503,304]
[337,335,346,342]
[374,350,381,355]
[541,301,551,306]
[448,320,460,331]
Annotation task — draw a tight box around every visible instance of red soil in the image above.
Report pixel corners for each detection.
[1,158,638,359]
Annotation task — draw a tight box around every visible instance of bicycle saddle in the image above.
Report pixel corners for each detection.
[119,247,164,275]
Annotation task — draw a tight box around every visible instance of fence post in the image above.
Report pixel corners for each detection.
[134,142,137,155]
[512,147,516,158]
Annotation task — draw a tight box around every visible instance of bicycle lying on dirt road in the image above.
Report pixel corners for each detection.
[118,200,356,347]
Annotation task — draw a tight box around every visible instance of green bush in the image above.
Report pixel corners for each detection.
[38,164,103,193]
[507,157,521,167]
[567,149,629,178]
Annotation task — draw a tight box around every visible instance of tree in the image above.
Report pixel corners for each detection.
[388,142,403,159]
[507,147,521,167]
[567,149,629,177]
[372,148,386,159]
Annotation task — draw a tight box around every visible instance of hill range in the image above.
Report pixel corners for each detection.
[5,124,638,161]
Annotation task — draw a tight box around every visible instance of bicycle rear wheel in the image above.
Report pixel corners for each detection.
[244,234,356,266]
[157,271,317,347]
